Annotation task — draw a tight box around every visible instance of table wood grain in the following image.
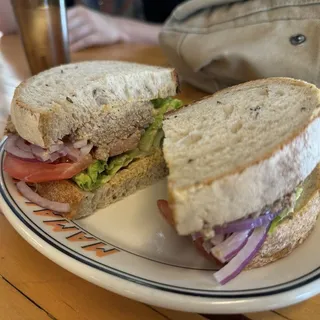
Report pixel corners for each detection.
[0,34,318,320]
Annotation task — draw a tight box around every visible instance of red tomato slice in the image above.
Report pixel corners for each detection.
[4,153,93,183]
[157,199,176,226]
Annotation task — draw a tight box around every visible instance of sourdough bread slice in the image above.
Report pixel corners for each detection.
[246,163,320,269]
[36,148,167,219]
[10,61,179,148]
[162,78,320,235]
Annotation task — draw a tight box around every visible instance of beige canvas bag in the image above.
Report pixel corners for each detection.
[159,0,320,93]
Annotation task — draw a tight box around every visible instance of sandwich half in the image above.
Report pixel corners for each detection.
[4,60,181,218]
[160,78,320,284]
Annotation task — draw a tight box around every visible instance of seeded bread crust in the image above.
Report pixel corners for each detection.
[162,77,320,235]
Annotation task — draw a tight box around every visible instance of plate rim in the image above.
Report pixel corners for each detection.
[1,137,320,313]
[2,187,320,314]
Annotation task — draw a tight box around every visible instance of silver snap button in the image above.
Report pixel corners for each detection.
[290,34,306,45]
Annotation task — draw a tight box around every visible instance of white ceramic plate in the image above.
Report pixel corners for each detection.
[1,137,320,314]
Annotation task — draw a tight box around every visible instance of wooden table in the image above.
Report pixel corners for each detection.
[0,35,318,320]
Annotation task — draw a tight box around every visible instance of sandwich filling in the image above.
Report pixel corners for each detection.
[158,181,305,286]
[4,97,183,208]
[199,186,303,240]
[189,184,304,285]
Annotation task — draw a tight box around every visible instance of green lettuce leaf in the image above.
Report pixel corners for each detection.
[140,97,183,152]
[152,129,165,149]
[107,153,134,176]
[268,186,303,234]
[73,172,92,191]
[88,160,105,181]
[73,160,110,192]
[139,114,164,152]
[151,97,183,112]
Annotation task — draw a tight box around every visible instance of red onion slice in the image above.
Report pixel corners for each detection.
[49,144,63,153]
[192,233,225,244]
[211,233,225,246]
[191,232,202,241]
[80,143,93,156]
[73,139,87,149]
[213,224,269,285]
[17,181,71,213]
[49,151,63,162]
[202,240,214,253]
[31,144,51,162]
[214,212,277,235]
[5,135,35,159]
[211,230,252,263]
[7,134,91,163]
[64,144,81,162]
[16,137,32,152]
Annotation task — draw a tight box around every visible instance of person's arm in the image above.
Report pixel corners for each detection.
[0,0,18,35]
[67,6,161,52]
[114,17,161,44]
